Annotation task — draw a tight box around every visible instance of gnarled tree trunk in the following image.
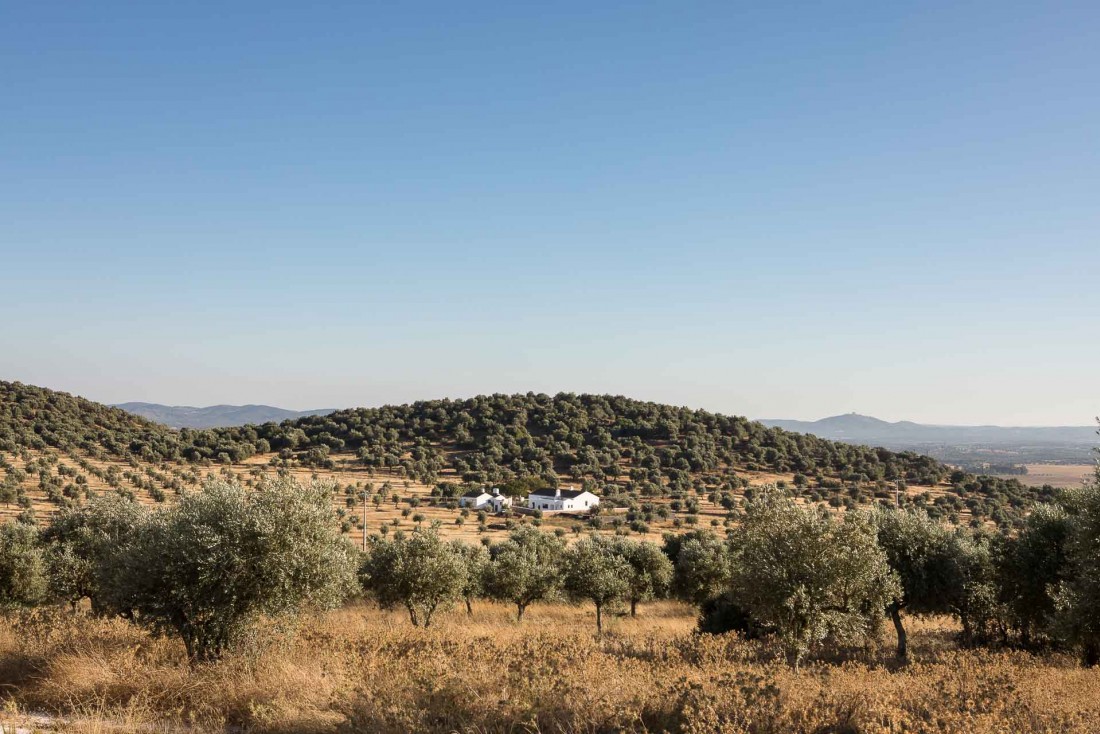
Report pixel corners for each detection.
[889,602,908,660]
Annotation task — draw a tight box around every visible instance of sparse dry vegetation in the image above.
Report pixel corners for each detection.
[1,603,1097,734]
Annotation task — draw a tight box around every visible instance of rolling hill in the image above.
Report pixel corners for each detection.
[760,413,1097,448]
[0,381,1063,538]
[113,402,335,429]
[761,413,1098,468]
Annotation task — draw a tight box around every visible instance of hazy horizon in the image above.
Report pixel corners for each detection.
[3,3,1098,425]
[0,376,1088,429]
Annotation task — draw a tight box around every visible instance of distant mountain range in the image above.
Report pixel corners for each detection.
[760,413,1097,450]
[113,402,334,429]
[113,401,1098,462]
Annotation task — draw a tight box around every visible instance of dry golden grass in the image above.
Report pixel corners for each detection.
[1003,464,1097,489]
[0,602,1097,733]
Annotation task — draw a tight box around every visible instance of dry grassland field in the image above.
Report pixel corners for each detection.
[1,601,1097,734]
[1000,464,1097,489]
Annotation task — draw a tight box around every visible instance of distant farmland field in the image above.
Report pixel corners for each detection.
[995,463,1096,489]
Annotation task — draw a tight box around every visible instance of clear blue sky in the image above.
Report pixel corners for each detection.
[1,1,1097,425]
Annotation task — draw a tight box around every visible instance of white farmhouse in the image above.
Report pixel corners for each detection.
[459,487,512,512]
[526,487,600,513]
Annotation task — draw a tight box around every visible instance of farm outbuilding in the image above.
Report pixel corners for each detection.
[459,487,512,512]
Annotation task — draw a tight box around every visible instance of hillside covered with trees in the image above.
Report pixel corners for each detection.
[0,381,1060,529]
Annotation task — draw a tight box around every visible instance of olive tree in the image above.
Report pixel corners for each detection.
[486,526,564,621]
[1053,479,1100,665]
[998,503,1072,647]
[451,539,490,616]
[40,492,145,613]
[665,530,732,605]
[0,521,47,609]
[614,537,673,617]
[731,493,900,668]
[871,507,960,659]
[947,529,1004,645]
[104,477,359,663]
[562,535,630,633]
[363,528,467,627]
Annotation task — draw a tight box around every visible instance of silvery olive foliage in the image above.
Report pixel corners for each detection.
[870,506,962,658]
[104,477,359,662]
[362,528,467,627]
[668,530,734,605]
[486,525,565,620]
[0,520,47,609]
[450,538,490,616]
[40,492,144,612]
[945,528,1003,644]
[613,537,673,617]
[997,502,1072,647]
[730,492,901,668]
[562,535,631,632]
[1053,475,1100,665]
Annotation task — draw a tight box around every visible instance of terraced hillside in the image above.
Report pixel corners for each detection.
[0,381,1056,544]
